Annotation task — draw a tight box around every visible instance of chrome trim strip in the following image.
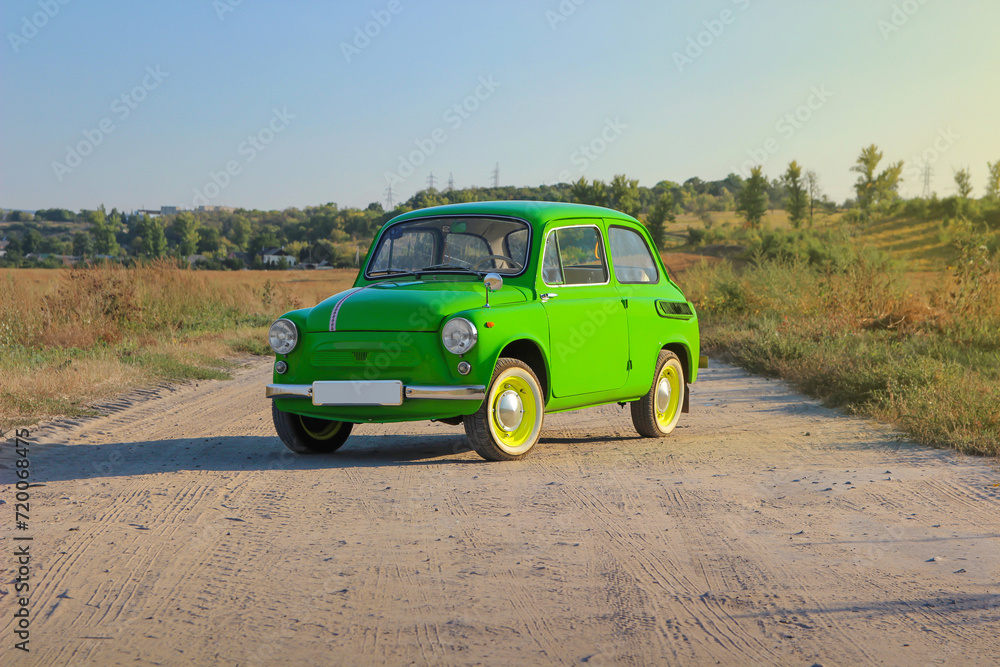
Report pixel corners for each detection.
[267,383,486,402]
[404,385,486,400]
[329,287,364,332]
[266,384,313,399]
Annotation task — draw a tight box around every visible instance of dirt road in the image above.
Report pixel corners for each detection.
[2,359,998,666]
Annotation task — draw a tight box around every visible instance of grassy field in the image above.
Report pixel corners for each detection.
[0,265,355,430]
[5,217,998,457]
[680,217,1000,456]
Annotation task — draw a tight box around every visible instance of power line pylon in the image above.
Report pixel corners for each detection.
[921,162,933,199]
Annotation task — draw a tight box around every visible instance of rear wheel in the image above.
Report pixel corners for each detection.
[631,350,685,438]
[464,358,544,461]
[272,403,353,454]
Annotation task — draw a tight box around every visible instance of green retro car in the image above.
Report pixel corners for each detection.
[266,201,704,461]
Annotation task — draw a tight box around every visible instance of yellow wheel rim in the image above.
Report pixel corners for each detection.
[490,372,540,453]
[299,416,344,441]
[654,362,682,430]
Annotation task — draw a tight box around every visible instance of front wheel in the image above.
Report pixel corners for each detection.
[631,350,685,437]
[464,358,545,461]
[272,403,353,454]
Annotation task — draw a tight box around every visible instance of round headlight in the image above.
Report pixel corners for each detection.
[268,319,298,355]
[442,318,478,355]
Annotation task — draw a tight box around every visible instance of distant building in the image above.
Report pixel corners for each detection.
[160,206,178,216]
[197,205,235,213]
[260,247,297,267]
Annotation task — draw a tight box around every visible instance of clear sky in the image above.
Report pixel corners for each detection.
[2,0,998,212]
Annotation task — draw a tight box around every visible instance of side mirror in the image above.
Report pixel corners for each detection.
[483,273,503,308]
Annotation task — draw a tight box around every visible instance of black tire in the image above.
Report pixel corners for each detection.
[631,350,685,438]
[464,357,545,461]
[272,403,353,454]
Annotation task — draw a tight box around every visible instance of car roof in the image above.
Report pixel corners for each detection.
[387,201,640,227]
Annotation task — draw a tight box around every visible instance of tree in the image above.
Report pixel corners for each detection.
[570,177,608,207]
[88,209,118,255]
[985,160,1000,201]
[22,228,44,254]
[171,212,201,257]
[954,168,973,199]
[608,174,640,217]
[228,215,252,250]
[736,166,768,229]
[782,161,808,228]
[851,144,903,220]
[197,226,222,254]
[805,170,822,226]
[138,215,168,258]
[645,192,675,249]
[72,231,92,257]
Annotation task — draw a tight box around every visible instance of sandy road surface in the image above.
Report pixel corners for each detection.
[2,359,998,666]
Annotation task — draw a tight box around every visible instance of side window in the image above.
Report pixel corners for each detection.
[542,226,608,285]
[609,226,659,284]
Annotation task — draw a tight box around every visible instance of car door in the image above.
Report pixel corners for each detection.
[606,222,672,387]
[540,221,629,397]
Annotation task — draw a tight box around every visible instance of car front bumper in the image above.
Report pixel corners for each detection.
[266,381,486,406]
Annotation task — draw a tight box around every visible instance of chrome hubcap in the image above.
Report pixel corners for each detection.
[496,389,524,432]
[655,377,672,414]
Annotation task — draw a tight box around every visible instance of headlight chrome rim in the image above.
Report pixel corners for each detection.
[442,318,478,355]
[268,318,298,355]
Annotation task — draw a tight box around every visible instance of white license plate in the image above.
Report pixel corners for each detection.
[312,381,403,406]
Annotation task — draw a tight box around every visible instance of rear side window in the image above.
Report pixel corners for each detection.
[542,226,609,286]
[609,226,659,284]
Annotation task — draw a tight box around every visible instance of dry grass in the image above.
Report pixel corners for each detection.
[0,265,356,429]
[684,231,1000,456]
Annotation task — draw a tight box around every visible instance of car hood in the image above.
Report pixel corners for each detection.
[305,279,528,332]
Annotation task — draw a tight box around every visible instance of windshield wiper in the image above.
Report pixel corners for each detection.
[416,263,479,275]
[368,269,420,278]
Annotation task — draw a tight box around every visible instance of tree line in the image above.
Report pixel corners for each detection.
[3,146,998,269]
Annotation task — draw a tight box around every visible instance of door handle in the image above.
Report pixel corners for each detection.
[540,293,558,301]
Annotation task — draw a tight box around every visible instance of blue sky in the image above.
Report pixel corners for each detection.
[2,0,998,212]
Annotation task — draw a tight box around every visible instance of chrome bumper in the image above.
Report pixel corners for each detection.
[266,382,485,405]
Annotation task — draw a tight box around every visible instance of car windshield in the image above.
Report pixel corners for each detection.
[367,216,530,277]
